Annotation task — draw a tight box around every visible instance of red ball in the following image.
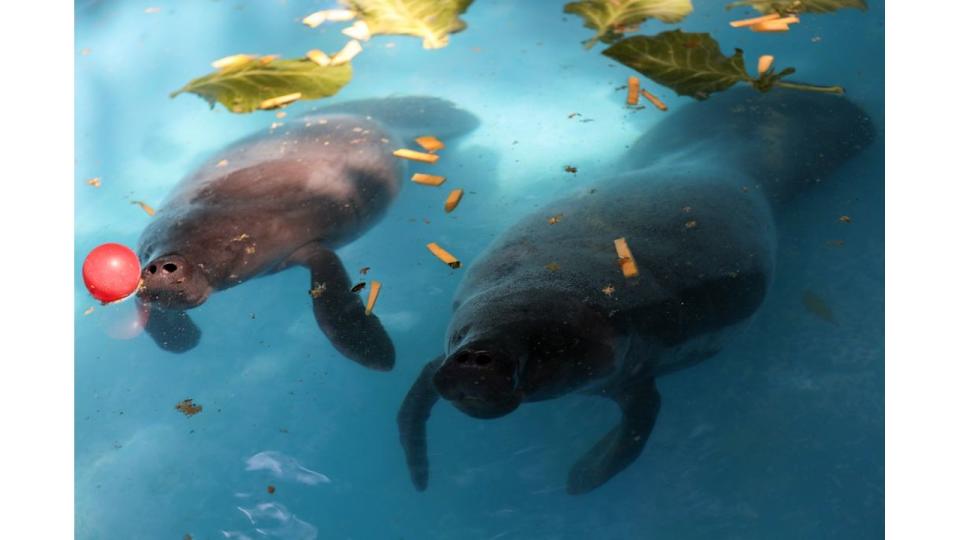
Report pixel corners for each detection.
[82,243,141,303]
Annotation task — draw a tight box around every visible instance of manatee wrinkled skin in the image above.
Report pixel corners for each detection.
[398,88,875,494]
[136,97,478,371]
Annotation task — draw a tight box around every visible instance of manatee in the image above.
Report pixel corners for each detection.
[136,97,478,370]
[397,88,874,493]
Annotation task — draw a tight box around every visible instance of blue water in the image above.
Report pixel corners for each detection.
[75,1,884,538]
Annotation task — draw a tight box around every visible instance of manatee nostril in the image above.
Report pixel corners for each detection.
[148,265,158,274]
[474,353,492,366]
[162,263,178,273]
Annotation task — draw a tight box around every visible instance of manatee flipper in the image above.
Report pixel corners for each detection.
[567,377,661,495]
[293,245,395,371]
[140,300,201,353]
[397,355,444,491]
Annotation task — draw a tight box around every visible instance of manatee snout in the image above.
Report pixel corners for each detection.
[434,347,522,419]
[138,254,211,310]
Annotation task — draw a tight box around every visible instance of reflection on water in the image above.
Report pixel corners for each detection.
[244,451,332,486]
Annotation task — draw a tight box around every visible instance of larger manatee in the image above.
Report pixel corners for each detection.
[397,88,874,493]
[135,97,478,370]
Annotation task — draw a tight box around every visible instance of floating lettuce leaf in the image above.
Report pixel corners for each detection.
[602,30,843,100]
[725,0,867,15]
[171,57,352,113]
[342,0,474,49]
[564,0,693,49]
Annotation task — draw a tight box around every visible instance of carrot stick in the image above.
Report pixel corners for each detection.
[364,281,381,315]
[415,136,445,152]
[757,55,774,74]
[211,54,254,69]
[444,189,464,213]
[331,39,362,65]
[639,88,668,111]
[411,173,446,186]
[750,21,791,32]
[259,93,302,110]
[394,149,440,164]
[306,49,331,67]
[729,13,781,28]
[614,237,639,278]
[426,243,461,269]
[627,76,640,106]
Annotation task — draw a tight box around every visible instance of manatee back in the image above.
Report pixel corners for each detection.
[625,89,875,205]
[454,166,776,348]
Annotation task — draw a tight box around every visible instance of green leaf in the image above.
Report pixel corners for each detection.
[725,0,867,15]
[171,57,352,113]
[603,30,749,100]
[342,0,474,49]
[564,0,694,49]
[602,30,845,99]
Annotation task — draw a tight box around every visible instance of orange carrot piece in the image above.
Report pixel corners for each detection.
[757,55,774,74]
[444,189,464,213]
[639,88,668,111]
[415,136,445,152]
[364,281,381,315]
[627,76,640,106]
[411,173,446,186]
[750,21,790,32]
[729,13,781,28]
[426,242,461,269]
[614,237,639,278]
[394,149,440,164]
[259,93,301,110]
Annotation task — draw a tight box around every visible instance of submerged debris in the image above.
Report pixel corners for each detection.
[351,282,367,293]
[309,281,326,298]
[802,290,837,324]
[564,165,578,174]
[359,266,370,275]
[545,262,561,272]
[86,177,101,188]
[602,285,615,297]
[547,214,564,225]
[267,485,276,495]
[839,215,852,224]
[175,399,203,417]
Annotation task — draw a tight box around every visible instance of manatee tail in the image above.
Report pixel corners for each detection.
[308,96,480,143]
[626,88,875,204]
